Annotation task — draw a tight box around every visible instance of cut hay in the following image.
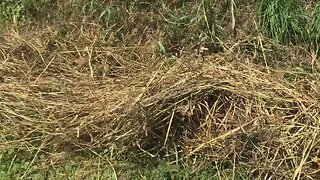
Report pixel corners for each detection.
[0,24,320,179]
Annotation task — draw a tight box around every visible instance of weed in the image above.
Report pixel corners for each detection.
[0,0,25,24]
[257,0,308,45]
[309,4,320,56]
[202,0,218,38]
[82,1,122,27]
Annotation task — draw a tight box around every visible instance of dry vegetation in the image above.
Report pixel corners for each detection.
[0,0,320,179]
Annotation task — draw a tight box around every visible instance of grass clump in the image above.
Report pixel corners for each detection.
[82,1,122,27]
[257,0,307,45]
[309,4,320,56]
[0,0,25,24]
[0,0,54,25]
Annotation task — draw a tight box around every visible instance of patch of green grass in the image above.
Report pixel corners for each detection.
[257,0,308,45]
[158,3,203,55]
[155,0,225,56]
[0,0,25,24]
[202,0,218,38]
[0,0,55,25]
[309,4,320,56]
[0,149,34,179]
[0,148,249,179]
[82,0,122,27]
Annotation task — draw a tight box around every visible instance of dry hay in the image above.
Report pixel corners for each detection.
[0,25,320,179]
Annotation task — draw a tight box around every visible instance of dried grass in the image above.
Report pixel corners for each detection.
[0,23,320,178]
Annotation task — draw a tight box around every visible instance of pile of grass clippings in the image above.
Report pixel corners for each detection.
[0,22,319,179]
[0,0,320,179]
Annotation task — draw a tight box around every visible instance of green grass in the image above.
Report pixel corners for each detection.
[0,150,249,179]
[0,0,54,25]
[310,4,320,56]
[0,0,25,24]
[257,0,308,45]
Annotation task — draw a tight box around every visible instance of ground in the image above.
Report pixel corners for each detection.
[0,0,319,179]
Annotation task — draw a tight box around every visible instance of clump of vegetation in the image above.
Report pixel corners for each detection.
[82,1,122,26]
[0,0,25,24]
[0,0,54,25]
[310,4,320,56]
[257,0,307,45]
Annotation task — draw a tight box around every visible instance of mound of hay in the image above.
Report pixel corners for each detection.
[0,26,319,179]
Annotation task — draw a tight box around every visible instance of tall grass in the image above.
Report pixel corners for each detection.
[257,0,307,45]
[310,4,320,56]
[202,0,218,37]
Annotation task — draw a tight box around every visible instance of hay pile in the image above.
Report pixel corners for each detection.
[0,25,319,178]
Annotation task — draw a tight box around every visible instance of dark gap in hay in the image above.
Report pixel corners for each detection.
[136,89,236,156]
[284,107,300,120]
[11,44,38,62]
[45,38,60,52]
[201,42,225,54]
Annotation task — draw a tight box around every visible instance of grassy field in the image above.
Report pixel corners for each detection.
[0,0,319,179]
